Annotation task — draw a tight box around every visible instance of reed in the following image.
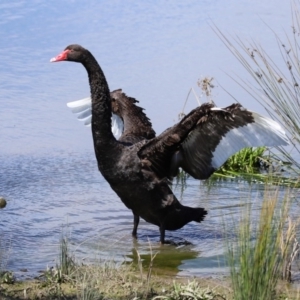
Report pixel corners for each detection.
[0,238,13,284]
[279,216,300,282]
[58,236,75,277]
[226,187,298,300]
[213,0,300,174]
[43,234,76,285]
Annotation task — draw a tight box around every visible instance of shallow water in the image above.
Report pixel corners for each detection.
[0,0,298,279]
[0,150,292,279]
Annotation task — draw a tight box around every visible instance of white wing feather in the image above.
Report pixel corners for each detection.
[66,97,123,140]
[211,111,289,169]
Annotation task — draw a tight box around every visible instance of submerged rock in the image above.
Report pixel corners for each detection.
[0,197,7,209]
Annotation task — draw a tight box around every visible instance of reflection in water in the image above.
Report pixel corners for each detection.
[128,244,200,276]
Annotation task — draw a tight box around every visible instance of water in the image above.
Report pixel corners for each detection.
[0,0,297,278]
[0,150,270,278]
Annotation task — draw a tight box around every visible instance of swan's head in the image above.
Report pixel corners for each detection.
[50,44,87,63]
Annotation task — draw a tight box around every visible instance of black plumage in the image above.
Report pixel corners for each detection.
[51,44,288,243]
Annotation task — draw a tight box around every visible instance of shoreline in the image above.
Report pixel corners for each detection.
[1,264,299,300]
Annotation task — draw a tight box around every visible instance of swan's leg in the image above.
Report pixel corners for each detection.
[159,224,166,244]
[132,213,140,238]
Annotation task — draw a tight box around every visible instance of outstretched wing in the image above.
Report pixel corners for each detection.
[178,107,288,179]
[66,97,124,139]
[66,89,155,143]
[138,103,289,180]
[110,89,156,142]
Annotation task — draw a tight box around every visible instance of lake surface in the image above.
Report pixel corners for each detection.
[0,150,276,278]
[0,0,297,279]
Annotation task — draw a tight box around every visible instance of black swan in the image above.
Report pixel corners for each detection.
[51,44,289,244]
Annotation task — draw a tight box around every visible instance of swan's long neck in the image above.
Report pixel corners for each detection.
[82,54,116,149]
[81,52,122,175]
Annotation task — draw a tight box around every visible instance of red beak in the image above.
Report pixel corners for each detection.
[50,49,70,62]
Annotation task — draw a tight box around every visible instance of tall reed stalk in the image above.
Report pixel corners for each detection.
[0,237,13,284]
[226,188,297,300]
[213,0,300,173]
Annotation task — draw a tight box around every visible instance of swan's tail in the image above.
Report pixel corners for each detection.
[164,206,207,230]
[191,207,207,223]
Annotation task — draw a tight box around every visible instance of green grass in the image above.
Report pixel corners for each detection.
[175,146,300,188]
[226,187,299,300]
[0,237,14,285]
[175,146,269,180]
[212,147,300,187]
[42,235,76,285]
[217,146,267,174]
[152,280,226,300]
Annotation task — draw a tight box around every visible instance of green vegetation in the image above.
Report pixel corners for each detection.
[217,146,267,174]
[153,280,226,300]
[175,146,299,188]
[226,188,299,300]
[0,238,14,285]
[211,148,300,187]
[42,236,76,285]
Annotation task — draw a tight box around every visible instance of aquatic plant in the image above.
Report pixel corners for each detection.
[58,236,76,278]
[226,187,298,300]
[43,235,76,285]
[0,236,13,285]
[176,145,299,188]
[134,241,159,298]
[279,216,300,282]
[0,271,14,284]
[217,146,267,174]
[211,148,300,187]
